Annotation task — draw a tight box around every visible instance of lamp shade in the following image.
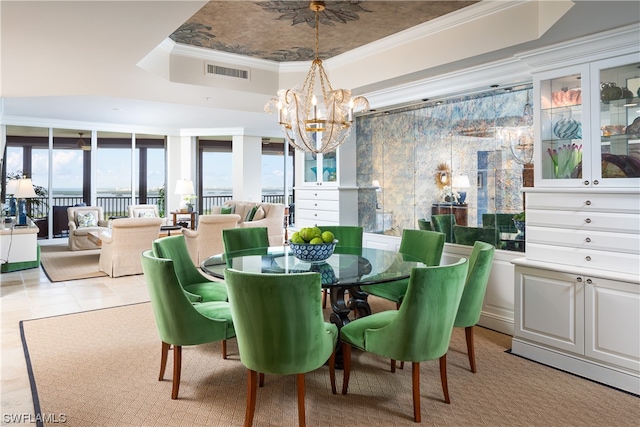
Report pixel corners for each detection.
[14,178,37,198]
[452,175,471,189]
[6,179,19,195]
[174,179,194,195]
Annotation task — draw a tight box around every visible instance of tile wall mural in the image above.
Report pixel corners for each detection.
[356,87,533,237]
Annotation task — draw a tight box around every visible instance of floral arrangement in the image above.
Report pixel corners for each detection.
[547,143,582,179]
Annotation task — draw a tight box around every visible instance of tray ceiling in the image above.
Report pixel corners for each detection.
[169,1,479,62]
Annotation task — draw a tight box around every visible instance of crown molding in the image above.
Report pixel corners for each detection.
[515,23,640,72]
[169,41,280,73]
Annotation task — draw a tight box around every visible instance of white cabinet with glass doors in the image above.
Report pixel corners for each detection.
[293,140,358,229]
[535,53,640,188]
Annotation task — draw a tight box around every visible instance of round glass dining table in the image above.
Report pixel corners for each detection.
[201,246,424,330]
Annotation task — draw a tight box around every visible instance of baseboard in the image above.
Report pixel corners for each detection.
[512,338,640,395]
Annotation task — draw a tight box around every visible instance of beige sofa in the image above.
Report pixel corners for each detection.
[67,206,110,251]
[183,214,242,265]
[210,201,285,246]
[98,217,163,277]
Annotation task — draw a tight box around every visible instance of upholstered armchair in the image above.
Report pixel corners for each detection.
[141,250,235,400]
[67,206,110,251]
[98,217,162,277]
[210,201,285,246]
[183,214,241,265]
[340,258,469,423]
[224,269,337,426]
[128,204,169,225]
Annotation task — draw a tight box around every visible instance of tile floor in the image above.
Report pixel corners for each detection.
[1,240,151,423]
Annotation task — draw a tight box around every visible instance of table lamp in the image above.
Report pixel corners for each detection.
[14,178,37,225]
[6,179,19,216]
[174,179,195,212]
[452,175,471,205]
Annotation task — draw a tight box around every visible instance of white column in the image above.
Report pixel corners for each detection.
[166,135,195,212]
[232,135,262,202]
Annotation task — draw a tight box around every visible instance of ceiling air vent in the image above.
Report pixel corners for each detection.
[206,62,250,80]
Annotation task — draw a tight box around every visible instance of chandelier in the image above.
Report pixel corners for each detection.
[264,1,369,154]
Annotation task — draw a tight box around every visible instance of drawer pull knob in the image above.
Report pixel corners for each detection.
[314,193,318,196]
[585,237,591,243]
[314,213,317,217]
[314,203,317,207]
[583,180,590,185]
[576,277,582,282]
[586,279,592,284]
[585,256,591,261]
[593,180,599,185]
[585,200,591,206]
[585,218,591,223]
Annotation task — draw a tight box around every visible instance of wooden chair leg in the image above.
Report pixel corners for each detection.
[400,361,405,369]
[390,359,396,373]
[341,343,352,395]
[159,341,170,381]
[245,369,257,427]
[259,373,265,387]
[328,351,336,394]
[412,362,421,423]
[296,374,306,427]
[322,289,327,308]
[171,345,182,400]
[439,354,450,404]
[222,339,228,359]
[465,326,477,373]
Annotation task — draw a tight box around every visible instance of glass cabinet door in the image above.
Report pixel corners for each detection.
[302,150,338,185]
[591,56,640,187]
[536,65,588,186]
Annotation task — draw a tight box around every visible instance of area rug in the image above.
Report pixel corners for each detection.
[39,245,107,282]
[20,302,640,427]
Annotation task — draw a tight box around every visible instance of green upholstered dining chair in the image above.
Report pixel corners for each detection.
[152,235,228,302]
[340,258,469,423]
[222,227,269,266]
[418,218,432,230]
[223,269,338,427]
[141,250,235,400]
[364,229,445,309]
[482,213,518,234]
[315,225,364,308]
[454,241,495,373]
[452,225,497,247]
[432,214,457,243]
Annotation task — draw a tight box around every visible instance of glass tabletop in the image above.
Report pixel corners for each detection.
[201,246,424,289]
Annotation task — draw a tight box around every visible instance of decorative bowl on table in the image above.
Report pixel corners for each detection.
[288,240,338,263]
[513,220,526,237]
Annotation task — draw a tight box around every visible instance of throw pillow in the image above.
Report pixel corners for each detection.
[252,206,265,221]
[76,212,97,228]
[245,206,259,222]
[220,206,234,214]
[137,210,156,218]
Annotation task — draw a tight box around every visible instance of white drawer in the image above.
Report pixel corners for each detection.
[295,189,339,201]
[296,217,339,229]
[526,242,640,276]
[526,192,640,214]
[296,199,340,211]
[296,209,340,223]
[527,210,640,234]
[527,226,640,254]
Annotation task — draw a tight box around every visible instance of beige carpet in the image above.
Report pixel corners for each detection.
[40,245,107,282]
[20,301,639,427]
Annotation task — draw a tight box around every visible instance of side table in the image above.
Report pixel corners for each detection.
[170,211,197,230]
